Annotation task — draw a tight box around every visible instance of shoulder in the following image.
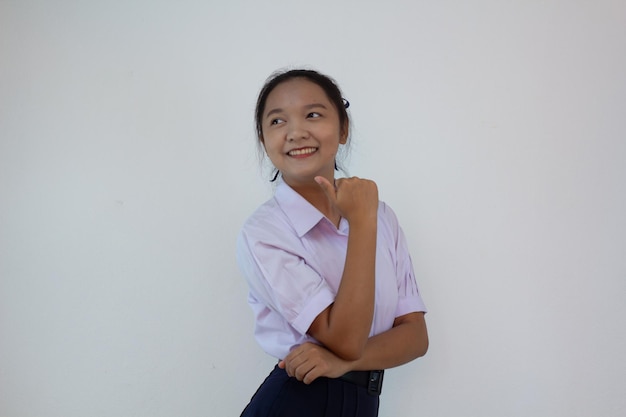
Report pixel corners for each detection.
[237,197,297,249]
[377,200,401,230]
[376,200,408,250]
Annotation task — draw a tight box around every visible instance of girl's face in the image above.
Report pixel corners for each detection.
[261,78,347,188]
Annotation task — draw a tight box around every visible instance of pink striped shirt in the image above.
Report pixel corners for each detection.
[236,180,426,360]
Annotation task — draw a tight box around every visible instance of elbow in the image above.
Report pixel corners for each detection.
[403,315,428,361]
[413,330,429,359]
[409,312,428,359]
[331,340,366,362]
[416,336,429,358]
[336,351,363,362]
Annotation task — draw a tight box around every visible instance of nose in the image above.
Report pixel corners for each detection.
[287,120,309,142]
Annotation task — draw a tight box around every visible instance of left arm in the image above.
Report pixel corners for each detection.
[351,311,428,371]
[280,312,428,384]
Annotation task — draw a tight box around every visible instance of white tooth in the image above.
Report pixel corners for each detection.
[290,148,316,156]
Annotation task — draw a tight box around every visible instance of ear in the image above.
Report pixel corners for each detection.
[339,120,349,144]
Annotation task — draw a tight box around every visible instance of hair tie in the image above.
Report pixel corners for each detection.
[343,98,350,109]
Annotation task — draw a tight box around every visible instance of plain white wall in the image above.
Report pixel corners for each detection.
[1,1,625,416]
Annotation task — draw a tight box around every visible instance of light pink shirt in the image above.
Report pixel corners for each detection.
[236,180,426,360]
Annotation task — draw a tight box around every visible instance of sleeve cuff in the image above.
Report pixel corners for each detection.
[396,294,428,317]
[291,285,336,335]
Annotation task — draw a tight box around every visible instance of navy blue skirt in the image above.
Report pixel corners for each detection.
[241,365,380,417]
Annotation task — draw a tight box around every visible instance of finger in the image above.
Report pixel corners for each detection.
[300,356,331,385]
[294,359,316,382]
[314,176,337,202]
[283,350,306,377]
[302,367,321,385]
[283,345,305,364]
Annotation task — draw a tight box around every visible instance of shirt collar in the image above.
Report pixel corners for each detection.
[274,180,327,237]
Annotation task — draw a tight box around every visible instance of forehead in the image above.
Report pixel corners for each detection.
[264,78,332,113]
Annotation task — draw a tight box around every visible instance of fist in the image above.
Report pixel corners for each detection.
[315,176,378,224]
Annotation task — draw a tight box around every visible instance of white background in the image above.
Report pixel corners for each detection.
[1,1,625,416]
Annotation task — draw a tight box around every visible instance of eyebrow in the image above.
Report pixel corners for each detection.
[265,103,329,119]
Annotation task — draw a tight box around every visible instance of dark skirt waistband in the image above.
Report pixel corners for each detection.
[339,370,384,396]
[240,365,380,416]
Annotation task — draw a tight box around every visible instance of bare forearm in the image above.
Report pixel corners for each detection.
[313,221,377,359]
[350,313,429,371]
[331,223,376,337]
[282,314,428,384]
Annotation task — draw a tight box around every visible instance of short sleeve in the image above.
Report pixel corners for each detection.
[380,203,427,317]
[236,224,335,336]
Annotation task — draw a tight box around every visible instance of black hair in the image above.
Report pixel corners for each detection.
[254,69,351,181]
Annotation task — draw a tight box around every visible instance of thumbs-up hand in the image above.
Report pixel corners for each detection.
[315,176,379,225]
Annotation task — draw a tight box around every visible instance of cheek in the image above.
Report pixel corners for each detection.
[325,127,344,146]
[261,137,282,159]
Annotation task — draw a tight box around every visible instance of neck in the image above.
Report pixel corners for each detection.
[287,179,342,228]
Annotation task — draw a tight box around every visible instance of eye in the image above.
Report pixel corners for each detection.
[307,112,321,119]
[270,118,284,126]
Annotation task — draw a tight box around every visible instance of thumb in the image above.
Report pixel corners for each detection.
[314,176,336,202]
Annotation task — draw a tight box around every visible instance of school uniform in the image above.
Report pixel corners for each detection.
[236,180,426,417]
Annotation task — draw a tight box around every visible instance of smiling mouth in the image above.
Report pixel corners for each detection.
[287,147,318,157]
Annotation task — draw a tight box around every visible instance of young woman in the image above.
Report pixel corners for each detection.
[236,69,428,417]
